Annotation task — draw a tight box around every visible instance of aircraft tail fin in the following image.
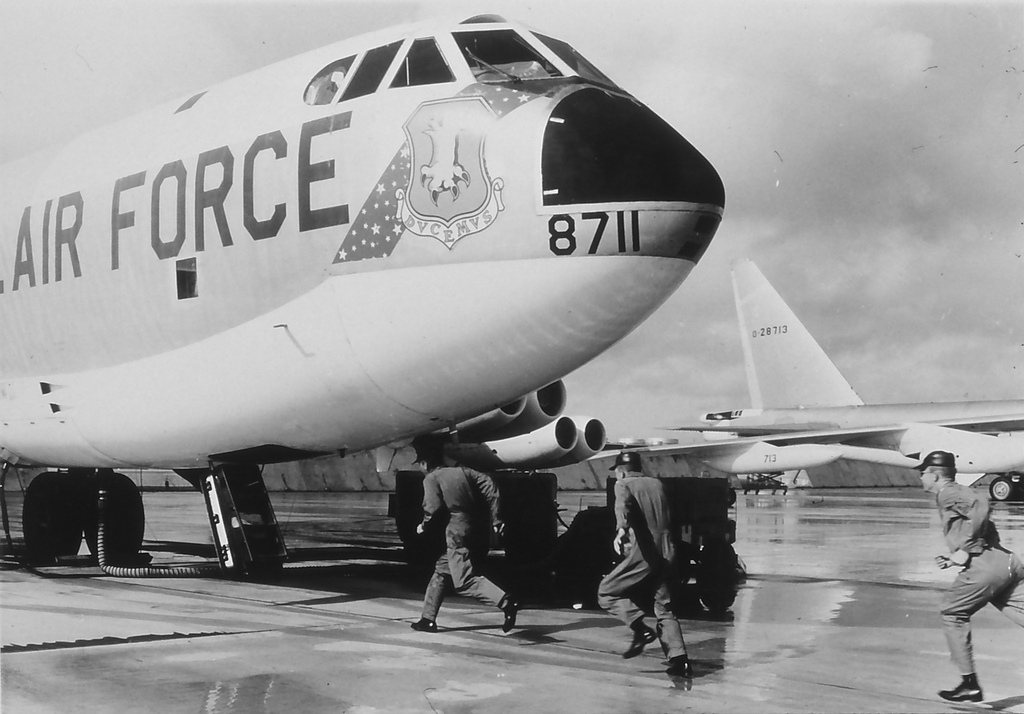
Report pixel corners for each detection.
[732,259,863,409]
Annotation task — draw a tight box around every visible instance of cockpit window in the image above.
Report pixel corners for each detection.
[452,29,562,82]
[391,38,455,88]
[304,57,357,105]
[534,34,618,88]
[340,41,403,101]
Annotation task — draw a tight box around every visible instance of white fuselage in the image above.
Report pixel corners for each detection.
[0,18,724,468]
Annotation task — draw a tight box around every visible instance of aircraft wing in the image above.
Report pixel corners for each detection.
[661,422,843,436]
[605,427,917,474]
[662,412,1024,437]
[605,417,1024,475]
[935,414,1024,433]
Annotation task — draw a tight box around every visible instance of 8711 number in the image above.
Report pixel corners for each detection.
[548,211,640,256]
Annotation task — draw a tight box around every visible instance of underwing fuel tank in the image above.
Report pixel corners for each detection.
[704,442,844,474]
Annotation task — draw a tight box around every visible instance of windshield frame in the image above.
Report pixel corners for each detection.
[532,32,619,90]
[451,27,565,83]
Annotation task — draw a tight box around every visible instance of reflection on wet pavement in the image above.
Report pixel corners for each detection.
[3,488,1024,713]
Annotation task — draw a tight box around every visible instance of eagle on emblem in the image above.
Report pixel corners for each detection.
[419,117,472,206]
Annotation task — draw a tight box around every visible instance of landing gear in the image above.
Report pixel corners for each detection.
[21,469,146,564]
[20,464,286,576]
[989,473,1023,502]
[83,471,145,562]
[742,472,788,495]
[22,472,86,562]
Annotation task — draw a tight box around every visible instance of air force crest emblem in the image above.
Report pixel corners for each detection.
[397,96,505,249]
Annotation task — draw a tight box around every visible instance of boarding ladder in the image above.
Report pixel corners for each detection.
[202,464,287,575]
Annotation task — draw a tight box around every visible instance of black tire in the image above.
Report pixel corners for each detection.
[22,472,86,563]
[990,476,1015,502]
[84,471,145,563]
[697,540,739,615]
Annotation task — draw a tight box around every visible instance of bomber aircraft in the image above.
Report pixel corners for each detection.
[656,259,1024,497]
[0,15,725,567]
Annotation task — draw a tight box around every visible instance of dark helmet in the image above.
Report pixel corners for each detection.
[410,436,445,466]
[609,451,643,471]
[914,450,956,471]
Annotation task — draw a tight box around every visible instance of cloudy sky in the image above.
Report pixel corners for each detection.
[1,0,1021,440]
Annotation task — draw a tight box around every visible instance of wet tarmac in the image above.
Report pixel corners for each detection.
[3,488,1024,713]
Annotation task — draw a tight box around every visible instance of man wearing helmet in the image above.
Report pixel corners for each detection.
[597,451,691,678]
[408,436,520,635]
[917,450,1024,703]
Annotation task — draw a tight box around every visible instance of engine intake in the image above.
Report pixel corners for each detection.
[454,381,566,442]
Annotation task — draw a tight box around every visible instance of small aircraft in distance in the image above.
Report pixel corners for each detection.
[0,14,725,567]
[652,259,1024,500]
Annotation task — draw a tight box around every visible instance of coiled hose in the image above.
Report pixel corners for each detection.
[97,489,224,578]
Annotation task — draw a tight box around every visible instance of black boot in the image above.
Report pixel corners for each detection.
[501,598,520,633]
[666,655,693,678]
[623,621,657,659]
[410,618,437,633]
[939,674,983,703]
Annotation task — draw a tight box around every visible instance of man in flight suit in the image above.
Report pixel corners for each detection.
[409,437,520,634]
[597,451,692,678]
[917,450,1024,703]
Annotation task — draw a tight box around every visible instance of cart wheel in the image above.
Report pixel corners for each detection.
[697,541,739,615]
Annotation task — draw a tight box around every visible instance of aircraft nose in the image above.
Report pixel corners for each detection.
[541,88,724,210]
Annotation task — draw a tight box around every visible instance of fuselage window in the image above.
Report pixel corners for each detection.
[391,38,455,88]
[176,257,198,300]
[452,29,562,82]
[340,41,403,101]
[304,56,356,105]
[534,34,618,89]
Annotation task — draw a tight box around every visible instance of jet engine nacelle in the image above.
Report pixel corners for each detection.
[454,381,567,442]
[447,415,605,471]
[547,417,607,468]
[453,397,527,441]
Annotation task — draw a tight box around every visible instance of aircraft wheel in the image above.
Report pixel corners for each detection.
[990,476,1015,502]
[22,472,86,563]
[84,471,145,562]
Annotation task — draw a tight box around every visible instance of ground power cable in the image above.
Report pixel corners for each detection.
[96,488,224,578]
